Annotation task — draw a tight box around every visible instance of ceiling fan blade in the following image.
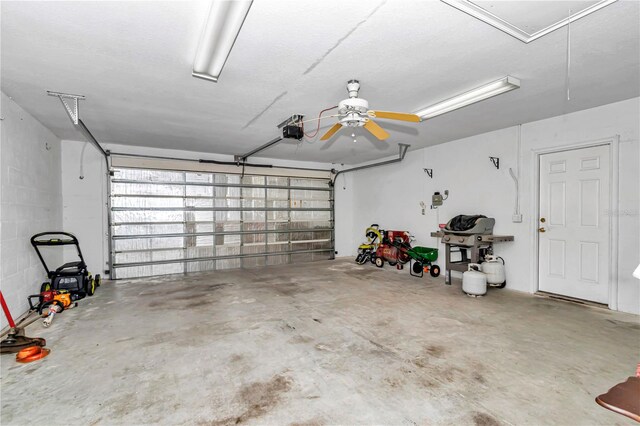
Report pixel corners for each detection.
[364,119,390,140]
[320,123,343,141]
[369,110,421,123]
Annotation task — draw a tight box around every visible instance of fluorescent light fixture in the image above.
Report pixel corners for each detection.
[415,76,520,120]
[441,0,617,44]
[192,0,253,82]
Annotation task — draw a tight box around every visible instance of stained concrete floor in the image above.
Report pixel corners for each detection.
[1,259,639,425]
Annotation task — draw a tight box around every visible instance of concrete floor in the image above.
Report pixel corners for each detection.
[1,259,639,425]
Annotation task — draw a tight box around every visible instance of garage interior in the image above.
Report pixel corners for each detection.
[1,1,639,425]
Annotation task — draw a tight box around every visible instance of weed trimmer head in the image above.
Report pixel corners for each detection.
[0,328,46,354]
[1,291,46,354]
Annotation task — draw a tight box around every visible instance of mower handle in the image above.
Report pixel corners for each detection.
[30,232,86,276]
[30,232,79,247]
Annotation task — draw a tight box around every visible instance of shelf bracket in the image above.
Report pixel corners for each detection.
[47,91,85,125]
[489,157,500,170]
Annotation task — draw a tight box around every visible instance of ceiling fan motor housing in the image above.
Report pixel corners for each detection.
[338,97,369,127]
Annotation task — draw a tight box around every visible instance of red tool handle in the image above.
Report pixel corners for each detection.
[0,291,16,328]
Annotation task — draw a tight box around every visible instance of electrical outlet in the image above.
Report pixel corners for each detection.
[512,214,523,223]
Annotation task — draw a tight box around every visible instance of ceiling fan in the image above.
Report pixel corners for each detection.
[319,80,420,142]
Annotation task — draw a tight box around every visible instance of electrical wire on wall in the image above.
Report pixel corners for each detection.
[79,141,88,180]
[565,9,572,102]
[508,124,522,221]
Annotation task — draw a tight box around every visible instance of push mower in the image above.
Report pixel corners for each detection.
[31,232,100,301]
[355,224,383,265]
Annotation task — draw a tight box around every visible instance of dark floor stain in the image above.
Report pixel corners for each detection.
[210,374,293,425]
[289,417,325,426]
[413,356,429,369]
[145,283,229,309]
[607,319,640,330]
[472,412,501,426]
[141,283,228,298]
[313,318,322,323]
[289,335,313,344]
[419,376,440,389]
[473,372,487,384]
[439,366,465,383]
[271,282,314,297]
[230,354,244,363]
[425,344,445,358]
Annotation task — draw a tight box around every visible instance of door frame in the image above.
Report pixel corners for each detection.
[530,136,620,310]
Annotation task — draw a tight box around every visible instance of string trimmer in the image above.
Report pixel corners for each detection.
[0,291,46,354]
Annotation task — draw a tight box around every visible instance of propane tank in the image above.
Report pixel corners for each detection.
[481,255,506,287]
[462,263,487,297]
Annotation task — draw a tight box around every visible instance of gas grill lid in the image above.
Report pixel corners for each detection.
[445,215,495,235]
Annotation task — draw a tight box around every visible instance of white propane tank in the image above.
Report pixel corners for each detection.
[481,255,506,288]
[462,264,487,297]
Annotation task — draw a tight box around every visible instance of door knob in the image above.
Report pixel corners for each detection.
[538,227,546,233]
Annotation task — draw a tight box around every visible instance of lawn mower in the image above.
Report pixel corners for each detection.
[31,232,100,301]
[355,224,383,265]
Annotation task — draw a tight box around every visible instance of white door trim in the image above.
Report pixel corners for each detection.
[530,136,620,310]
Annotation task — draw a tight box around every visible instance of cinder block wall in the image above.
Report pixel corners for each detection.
[0,92,62,329]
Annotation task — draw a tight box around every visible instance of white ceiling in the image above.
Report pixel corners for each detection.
[1,1,638,164]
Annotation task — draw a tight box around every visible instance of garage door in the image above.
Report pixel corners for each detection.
[109,166,334,279]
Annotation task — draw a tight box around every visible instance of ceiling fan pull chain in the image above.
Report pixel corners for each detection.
[565,9,572,101]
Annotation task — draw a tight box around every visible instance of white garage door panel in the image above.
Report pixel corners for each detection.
[109,167,334,279]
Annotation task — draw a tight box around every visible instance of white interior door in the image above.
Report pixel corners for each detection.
[538,144,610,303]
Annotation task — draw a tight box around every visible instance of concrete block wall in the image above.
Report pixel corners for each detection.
[0,92,63,329]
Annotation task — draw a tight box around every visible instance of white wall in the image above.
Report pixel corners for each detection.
[61,141,337,276]
[0,92,63,328]
[336,97,640,314]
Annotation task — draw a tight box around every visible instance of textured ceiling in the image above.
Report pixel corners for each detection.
[1,1,638,164]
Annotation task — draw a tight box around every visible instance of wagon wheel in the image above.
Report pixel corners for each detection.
[375,257,384,268]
